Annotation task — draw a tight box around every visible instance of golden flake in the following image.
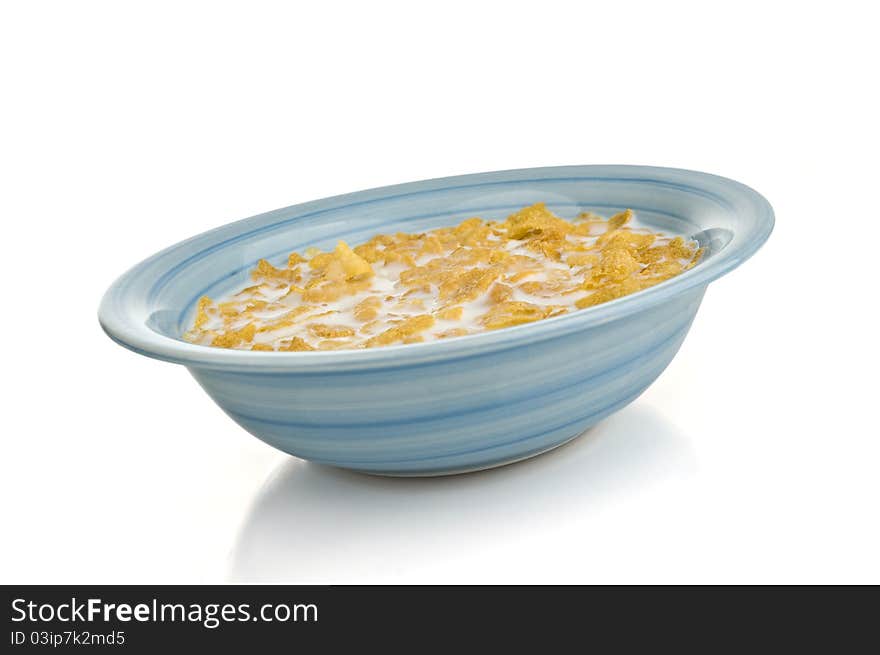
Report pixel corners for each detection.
[185,204,701,352]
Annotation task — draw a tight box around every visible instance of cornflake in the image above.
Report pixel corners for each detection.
[183,203,702,351]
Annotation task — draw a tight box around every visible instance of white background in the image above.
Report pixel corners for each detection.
[2,1,877,584]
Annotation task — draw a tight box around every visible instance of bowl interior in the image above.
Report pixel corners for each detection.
[143,171,748,341]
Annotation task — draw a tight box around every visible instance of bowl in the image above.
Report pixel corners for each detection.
[99,165,773,475]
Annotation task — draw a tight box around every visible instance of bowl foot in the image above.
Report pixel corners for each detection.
[322,428,589,477]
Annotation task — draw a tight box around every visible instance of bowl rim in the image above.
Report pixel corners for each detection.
[98,164,774,372]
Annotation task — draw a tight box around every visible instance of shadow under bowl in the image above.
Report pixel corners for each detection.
[99,165,773,475]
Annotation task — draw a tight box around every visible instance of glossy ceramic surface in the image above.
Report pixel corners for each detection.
[99,166,773,475]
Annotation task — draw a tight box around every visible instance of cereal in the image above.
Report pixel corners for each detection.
[365,314,435,348]
[436,306,464,321]
[279,336,315,352]
[353,296,382,322]
[308,324,356,339]
[183,203,702,351]
[480,301,556,330]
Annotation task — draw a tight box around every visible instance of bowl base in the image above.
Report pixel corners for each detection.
[329,429,587,477]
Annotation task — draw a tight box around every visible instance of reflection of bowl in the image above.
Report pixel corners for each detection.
[99,166,773,475]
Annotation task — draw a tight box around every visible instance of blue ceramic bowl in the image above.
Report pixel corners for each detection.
[99,166,773,475]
